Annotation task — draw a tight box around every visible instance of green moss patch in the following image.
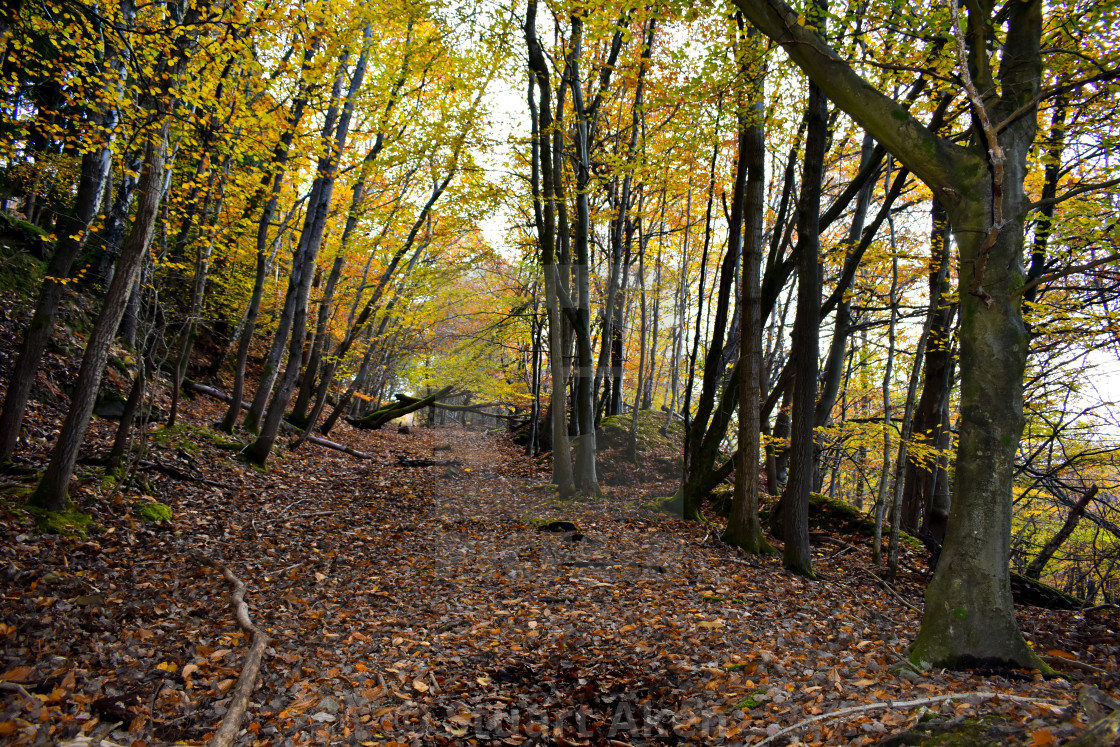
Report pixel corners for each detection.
[645,492,683,516]
[29,505,93,536]
[597,409,684,453]
[151,424,244,452]
[138,502,173,522]
[0,242,46,296]
[731,691,767,710]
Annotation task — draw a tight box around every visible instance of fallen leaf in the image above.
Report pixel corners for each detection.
[0,666,33,682]
[1031,728,1057,746]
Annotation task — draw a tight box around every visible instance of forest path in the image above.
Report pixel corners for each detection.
[0,393,1105,746]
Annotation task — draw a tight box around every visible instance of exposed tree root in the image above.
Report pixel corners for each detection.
[755,691,1061,746]
[194,556,270,747]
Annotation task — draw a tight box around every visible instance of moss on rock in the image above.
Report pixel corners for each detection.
[138,502,172,522]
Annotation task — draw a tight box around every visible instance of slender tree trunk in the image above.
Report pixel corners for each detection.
[0,145,112,462]
[218,196,305,432]
[873,243,898,566]
[525,2,574,492]
[814,134,874,429]
[289,252,345,426]
[1023,486,1097,579]
[239,58,321,433]
[724,22,773,554]
[677,137,719,516]
[568,16,599,497]
[31,125,169,511]
[106,348,150,475]
[245,32,370,464]
[778,72,828,577]
[886,212,949,577]
[167,151,229,427]
[901,200,955,531]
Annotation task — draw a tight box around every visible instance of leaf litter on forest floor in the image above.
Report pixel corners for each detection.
[0,389,1117,746]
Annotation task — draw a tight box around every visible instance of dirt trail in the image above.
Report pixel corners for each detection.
[0,395,1109,746]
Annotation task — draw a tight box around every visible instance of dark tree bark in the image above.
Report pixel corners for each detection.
[31,125,169,511]
[525,3,575,493]
[0,145,112,462]
[901,200,956,534]
[779,73,828,578]
[214,119,309,429]
[724,20,773,555]
[567,15,600,497]
[0,5,132,460]
[245,31,371,465]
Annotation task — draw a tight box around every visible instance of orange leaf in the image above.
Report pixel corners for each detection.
[0,666,33,682]
[1031,728,1057,746]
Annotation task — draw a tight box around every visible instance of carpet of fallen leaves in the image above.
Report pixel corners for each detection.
[1,322,1118,746]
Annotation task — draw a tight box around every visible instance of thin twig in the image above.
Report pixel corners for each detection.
[276,497,308,517]
[860,566,922,614]
[1015,251,1120,298]
[1041,655,1110,675]
[0,681,44,718]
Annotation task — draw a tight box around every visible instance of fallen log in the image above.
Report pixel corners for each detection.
[394,394,527,422]
[194,556,269,747]
[184,381,376,460]
[348,386,454,430]
[397,457,463,468]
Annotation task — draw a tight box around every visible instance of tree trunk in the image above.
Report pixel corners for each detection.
[567,16,599,497]
[245,33,370,465]
[779,73,827,578]
[219,83,311,432]
[106,349,151,475]
[348,386,453,430]
[724,22,773,554]
[1023,486,1097,579]
[31,126,168,511]
[901,200,955,532]
[735,0,1046,668]
[0,144,112,462]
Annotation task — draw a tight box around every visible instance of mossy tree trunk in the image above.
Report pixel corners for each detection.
[736,0,1047,667]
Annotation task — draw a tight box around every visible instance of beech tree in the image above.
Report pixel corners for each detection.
[735,0,1051,667]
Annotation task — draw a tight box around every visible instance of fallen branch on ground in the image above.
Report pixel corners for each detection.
[1042,654,1110,675]
[0,681,44,719]
[184,381,375,459]
[394,394,526,422]
[348,386,455,430]
[755,691,1062,746]
[138,459,226,488]
[194,556,270,747]
[397,457,463,468]
[859,566,922,614]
